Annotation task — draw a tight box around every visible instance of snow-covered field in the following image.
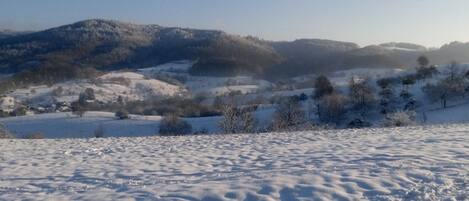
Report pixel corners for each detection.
[7,71,185,106]
[0,112,222,138]
[1,124,468,200]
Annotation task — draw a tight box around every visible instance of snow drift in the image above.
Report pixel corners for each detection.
[0,124,467,200]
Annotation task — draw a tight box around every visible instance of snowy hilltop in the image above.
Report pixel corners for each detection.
[0,124,468,200]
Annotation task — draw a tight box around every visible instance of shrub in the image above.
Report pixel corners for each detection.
[71,101,86,117]
[383,111,416,127]
[159,115,192,136]
[219,105,240,134]
[272,97,306,131]
[0,123,13,139]
[94,125,105,138]
[115,110,130,120]
[319,92,347,123]
[314,75,334,99]
[219,105,257,134]
[347,118,371,129]
[11,105,28,116]
[22,132,45,139]
[79,88,96,103]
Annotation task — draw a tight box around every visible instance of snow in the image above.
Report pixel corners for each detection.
[0,105,280,138]
[138,61,274,97]
[329,68,405,87]
[0,124,468,200]
[425,101,469,124]
[0,112,221,138]
[138,60,194,74]
[8,72,185,106]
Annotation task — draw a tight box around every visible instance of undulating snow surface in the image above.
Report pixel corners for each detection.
[1,124,468,200]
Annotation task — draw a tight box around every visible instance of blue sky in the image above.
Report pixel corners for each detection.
[1,0,468,47]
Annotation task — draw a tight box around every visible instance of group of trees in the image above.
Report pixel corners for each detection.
[71,88,96,117]
[16,53,469,137]
[422,61,469,108]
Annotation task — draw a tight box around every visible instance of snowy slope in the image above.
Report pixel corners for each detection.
[8,72,185,106]
[0,124,468,200]
[138,61,274,97]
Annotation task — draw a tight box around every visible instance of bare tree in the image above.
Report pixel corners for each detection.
[313,75,334,99]
[272,97,306,131]
[219,104,240,134]
[448,61,460,81]
[218,103,257,134]
[319,92,347,123]
[349,77,375,112]
[239,108,257,133]
[417,55,429,68]
[313,75,334,120]
[71,101,86,117]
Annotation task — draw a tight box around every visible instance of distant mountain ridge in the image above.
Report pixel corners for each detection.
[1,19,469,79]
[0,29,32,39]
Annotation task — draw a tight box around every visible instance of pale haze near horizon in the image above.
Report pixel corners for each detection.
[0,0,468,48]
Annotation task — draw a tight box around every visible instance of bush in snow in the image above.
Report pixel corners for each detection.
[238,108,257,133]
[318,92,347,124]
[22,133,45,139]
[272,97,306,131]
[347,118,371,129]
[159,115,192,136]
[218,104,257,134]
[115,110,130,120]
[71,101,86,117]
[0,123,13,139]
[383,111,416,127]
[10,105,28,116]
[94,125,105,138]
[219,104,239,134]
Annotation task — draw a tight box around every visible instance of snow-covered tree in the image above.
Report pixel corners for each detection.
[219,104,240,134]
[349,77,375,112]
[218,104,257,134]
[272,97,306,131]
[383,111,416,127]
[319,92,347,123]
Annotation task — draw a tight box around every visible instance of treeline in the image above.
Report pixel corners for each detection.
[0,58,101,94]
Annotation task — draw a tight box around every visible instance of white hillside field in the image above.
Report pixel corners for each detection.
[7,72,185,106]
[0,124,468,200]
[138,61,274,97]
